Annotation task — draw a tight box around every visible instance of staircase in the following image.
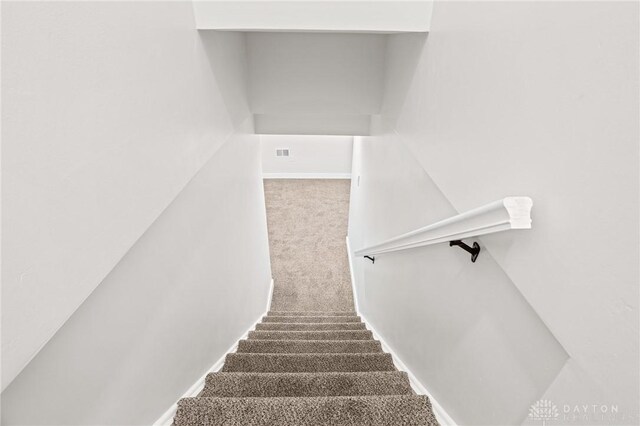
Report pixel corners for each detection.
[173,311,439,425]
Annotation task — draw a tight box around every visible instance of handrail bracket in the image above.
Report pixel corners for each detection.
[449,240,480,263]
[364,255,375,264]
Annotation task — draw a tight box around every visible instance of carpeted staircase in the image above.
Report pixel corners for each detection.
[173,311,439,425]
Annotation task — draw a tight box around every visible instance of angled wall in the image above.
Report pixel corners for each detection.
[1,131,271,425]
[349,2,639,424]
[349,134,569,426]
[2,3,271,424]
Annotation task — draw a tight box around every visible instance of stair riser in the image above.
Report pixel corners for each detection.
[237,340,382,353]
[263,316,361,323]
[248,330,373,340]
[222,354,396,373]
[268,311,357,317]
[201,372,414,398]
[256,323,367,331]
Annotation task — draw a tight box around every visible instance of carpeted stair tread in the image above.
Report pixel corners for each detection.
[200,372,415,397]
[171,180,439,425]
[174,395,438,426]
[222,353,396,373]
[237,339,382,353]
[268,311,357,317]
[255,322,367,331]
[263,316,361,323]
[248,330,373,340]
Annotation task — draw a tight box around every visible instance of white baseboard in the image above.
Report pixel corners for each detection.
[262,173,351,179]
[266,277,274,312]
[153,277,274,426]
[345,236,457,426]
[345,236,360,313]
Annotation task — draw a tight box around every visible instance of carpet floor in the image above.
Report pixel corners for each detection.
[263,179,354,312]
[173,180,438,425]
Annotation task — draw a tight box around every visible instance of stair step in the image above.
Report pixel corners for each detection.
[248,330,373,341]
[237,339,382,353]
[263,316,361,323]
[201,372,414,397]
[256,322,367,331]
[175,395,437,426]
[222,353,396,373]
[268,311,357,317]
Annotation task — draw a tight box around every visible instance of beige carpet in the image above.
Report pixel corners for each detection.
[174,311,438,425]
[263,179,354,312]
[173,180,439,425]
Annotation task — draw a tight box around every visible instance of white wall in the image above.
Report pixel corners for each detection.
[261,135,353,177]
[349,136,569,426]
[255,113,371,136]
[247,32,386,135]
[1,0,260,397]
[198,31,251,129]
[194,1,433,32]
[349,2,639,425]
[1,132,272,425]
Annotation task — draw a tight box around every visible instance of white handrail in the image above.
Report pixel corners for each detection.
[354,197,532,257]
